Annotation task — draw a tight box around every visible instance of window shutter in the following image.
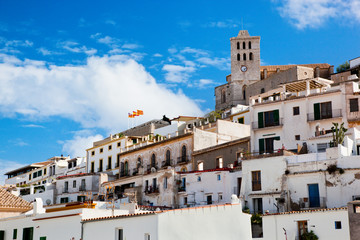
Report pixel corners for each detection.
[314,103,320,120]
[259,138,265,153]
[274,136,280,141]
[273,109,280,125]
[258,112,264,128]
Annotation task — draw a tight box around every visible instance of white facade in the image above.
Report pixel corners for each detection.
[262,208,350,240]
[177,169,242,207]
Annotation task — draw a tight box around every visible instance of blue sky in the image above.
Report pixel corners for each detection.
[0,0,359,183]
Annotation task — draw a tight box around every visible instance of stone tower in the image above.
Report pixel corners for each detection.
[215,30,261,110]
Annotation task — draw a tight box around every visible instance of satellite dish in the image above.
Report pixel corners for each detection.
[151,167,156,173]
[46,199,51,205]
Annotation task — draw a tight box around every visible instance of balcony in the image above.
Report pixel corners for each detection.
[177,156,190,164]
[120,170,130,178]
[299,197,326,209]
[161,159,172,168]
[146,165,158,174]
[307,109,342,121]
[106,165,112,170]
[178,186,186,192]
[252,118,283,130]
[79,185,86,191]
[144,185,159,195]
[132,168,138,176]
[243,150,285,160]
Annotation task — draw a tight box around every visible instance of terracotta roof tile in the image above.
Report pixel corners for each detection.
[0,187,32,211]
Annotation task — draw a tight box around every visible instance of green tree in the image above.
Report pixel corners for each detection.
[330,122,347,147]
[336,61,350,73]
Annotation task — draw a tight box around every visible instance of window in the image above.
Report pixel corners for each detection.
[217,174,221,181]
[180,177,186,191]
[243,53,246,61]
[117,154,121,168]
[13,229,17,239]
[29,174,31,180]
[60,197,69,203]
[90,162,94,173]
[218,193,223,201]
[207,195,213,204]
[242,42,245,49]
[137,157,142,168]
[237,53,240,61]
[242,85,246,100]
[33,172,37,178]
[197,176,201,182]
[165,150,171,165]
[163,177,168,189]
[216,157,223,168]
[181,145,187,162]
[295,135,300,140]
[64,181,68,192]
[249,52,253,60]
[261,88,265,93]
[297,221,308,238]
[44,168,47,175]
[117,142,121,147]
[335,221,342,229]
[73,180,76,188]
[124,161,129,175]
[0,231,4,240]
[237,42,240,49]
[350,98,359,112]
[144,233,151,240]
[100,148,103,153]
[99,159,103,172]
[22,227,33,240]
[81,179,86,190]
[253,198,263,214]
[184,197,188,205]
[77,196,86,202]
[293,106,300,115]
[40,237,46,240]
[152,178,157,189]
[150,153,156,168]
[251,171,261,191]
[313,101,332,120]
[91,151,95,156]
[107,156,112,170]
[258,109,280,128]
[259,136,280,154]
[248,41,251,49]
[117,229,123,240]
[108,145,112,151]
[221,88,226,103]
[238,117,244,124]
[52,166,55,175]
[38,170,42,177]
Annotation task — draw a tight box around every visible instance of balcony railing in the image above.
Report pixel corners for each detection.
[178,186,186,192]
[132,168,138,176]
[243,150,284,160]
[177,156,190,164]
[106,165,112,170]
[144,185,160,194]
[161,159,172,168]
[79,185,86,191]
[252,118,283,130]
[307,109,342,121]
[299,197,326,209]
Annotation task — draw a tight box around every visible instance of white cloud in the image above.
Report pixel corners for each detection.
[162,64,196,83]
[0,159,26,185]
[196,79,216,89]
[196,57,230,70]
[8,138,29,147]
[276,0,360,29]
[5,40,33,47]
[153,53,163,57]
[60,41,97,55]
[105,19,116,26]
[21,124,45,128]
[0,53,203,133]
[204,20,239,28]
[62,131,103,158]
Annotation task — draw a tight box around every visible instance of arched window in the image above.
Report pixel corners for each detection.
[181,145,187,162]
[237,42,240,49]
[242,42,246,49]
[124,161,129,175]
[221,89,226,104]
[242,85,247,100]
[166,150,171,165]
[137,157,142,168]
[151,153,156,168]
[249,41,251,49]
[237,53,240,61]
[249,52,253,61]
[243,53,246,61]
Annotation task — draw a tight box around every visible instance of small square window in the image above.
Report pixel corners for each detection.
[117,142,121,147]
[100,148,103,153]
[335,221,342,229]
[108,145,112,150]
[293,106,300,115]
[350,99,359,112]
[295,135,300,140]
[217,174,221,181]
[238,117,244,124]
[261,88,265,94]
[91,151,95,156]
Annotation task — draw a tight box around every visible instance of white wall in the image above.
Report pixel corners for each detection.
[262,209,350,240]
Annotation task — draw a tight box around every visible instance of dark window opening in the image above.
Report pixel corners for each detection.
[242,42,246,49]
[151,154,156,168]
[293,106,300,115]
[248,41,252,49]
[243,53,246,61]
[237,53,240,61]
[335,221,342,229]
[249,52,253,60]
[261,88,265,93]
[207,195,213,205]
[295,135,300,140]
[237,42,240,49]
[350,98,359,112]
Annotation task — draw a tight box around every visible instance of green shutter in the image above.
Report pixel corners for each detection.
[273,110,279,125]
[40,237,47,240]
[259,139,265,153]
[314,103,320,120]
[258,112,264,128]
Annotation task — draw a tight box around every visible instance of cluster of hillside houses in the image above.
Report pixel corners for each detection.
[1,30,360,240]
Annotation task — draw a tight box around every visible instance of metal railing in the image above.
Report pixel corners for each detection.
[307,109,342,121]
[144,185,160,194]
[177,156,190,164]
[161,159,172,168]
[243,150,284,160]
[299,197,326,209]
[252,118,283,130]
[79,185,86,191]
